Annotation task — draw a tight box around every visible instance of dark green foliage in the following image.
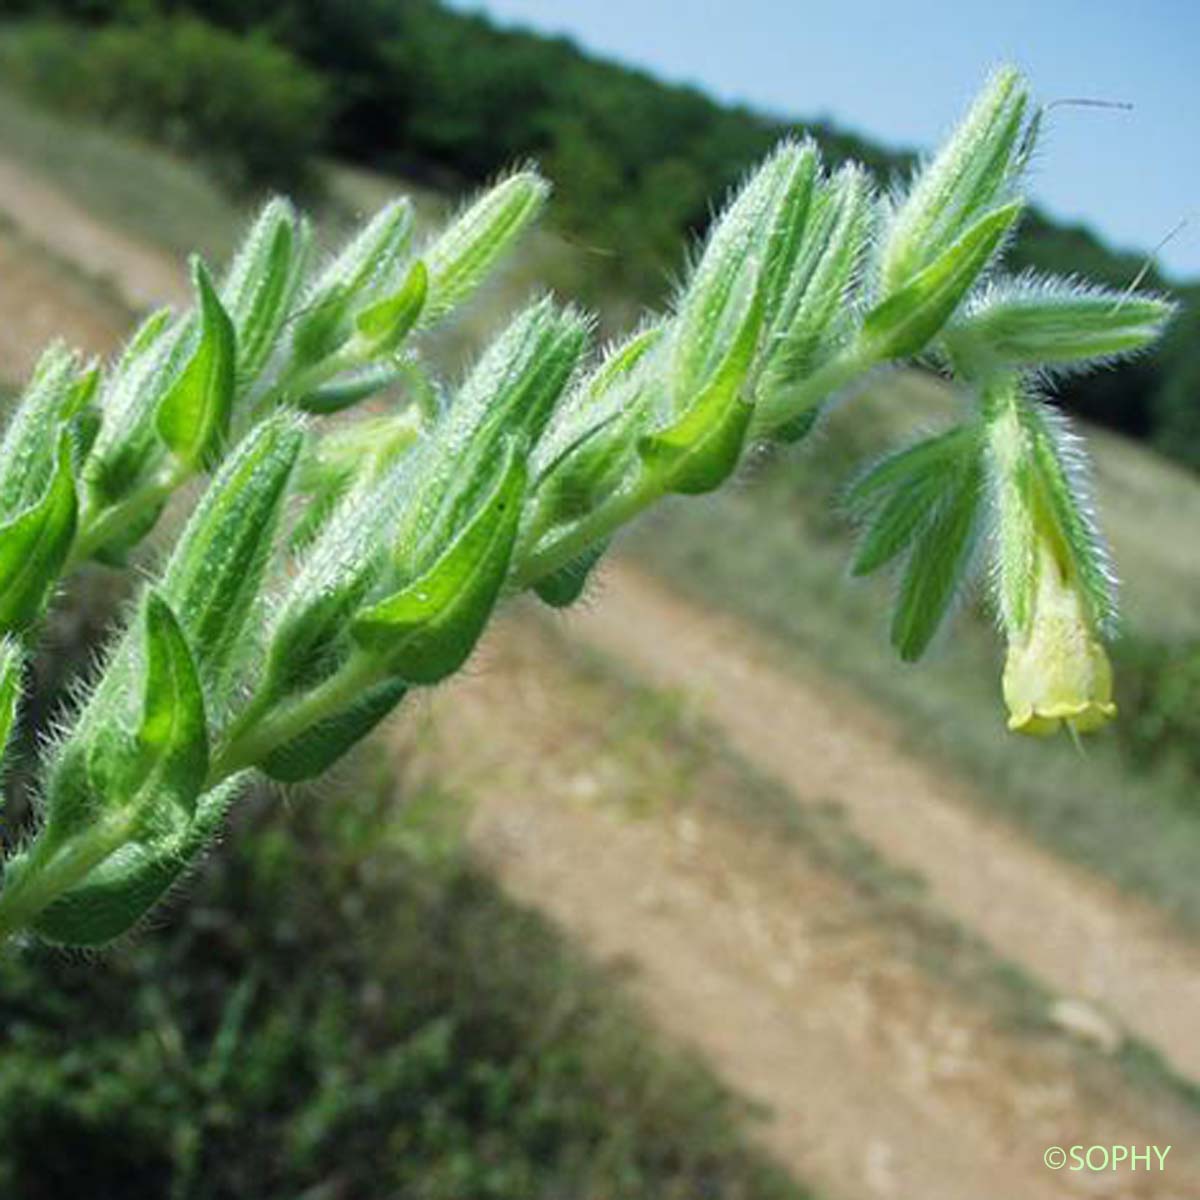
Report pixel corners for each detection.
[0,779,805,1200]
[0,15,327,192]
[1113,635,1200,782]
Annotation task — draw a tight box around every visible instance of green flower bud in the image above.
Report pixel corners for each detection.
[756,164,873,405]
[420,171,549,325]
[221,197,311,385]
[530,324,665,526]
[158,413,304,699]
[881,65,1031,294]
[288,198,415,370]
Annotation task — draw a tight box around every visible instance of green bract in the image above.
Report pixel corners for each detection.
[0,68,1175,949]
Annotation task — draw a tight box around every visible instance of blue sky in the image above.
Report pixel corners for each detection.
[447,0,1200,280]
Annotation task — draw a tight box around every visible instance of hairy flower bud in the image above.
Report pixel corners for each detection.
[421,171,549,324]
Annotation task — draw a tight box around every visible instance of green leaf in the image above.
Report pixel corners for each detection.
[31,776,242,948]
[260,678,409,783]
[136,592,209,812]
[638,293,761,496]
[0,637,23,810]
[37,591,208,854]
[0,430,77,631]
[949,281,1175,370]
[844,425,978,515]
[533,541,608,609]
[353,442,526,683]
[848,426,981,577]
[864,202,1021,361]
[156,258,237,470]
[353,260,428,355]
[890,456,984,661]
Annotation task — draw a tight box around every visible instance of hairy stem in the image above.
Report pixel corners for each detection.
[207,652,384,784]
[0,811,133,945]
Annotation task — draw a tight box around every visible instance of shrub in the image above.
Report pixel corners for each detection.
[1113,635,1200,781]
[0,17,327,192]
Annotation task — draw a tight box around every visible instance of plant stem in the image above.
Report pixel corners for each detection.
[511,473,664,591]
[207,652,384,784]
[751,344,872,436]
[67,466,187,568]
[0,812,133,946]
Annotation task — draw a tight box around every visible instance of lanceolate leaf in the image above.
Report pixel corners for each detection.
[353,443,526,683]
[863,202,1021,361]
[0,431,77,631]
[354,260,428,354]
[156,258,237,470]
[135,593,210,816]
[950,280,1175,371]
[890,454,984,661]
[639,294,761,496]
[31,776,243,947]
[844,424,977,516]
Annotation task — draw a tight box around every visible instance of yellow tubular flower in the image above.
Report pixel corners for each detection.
[1002,539,1116,736]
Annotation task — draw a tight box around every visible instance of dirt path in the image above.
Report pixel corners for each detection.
[0,156,189,312]
[0,228,130,381]
[563,560,1200,1085]
[417,617,1200,1200]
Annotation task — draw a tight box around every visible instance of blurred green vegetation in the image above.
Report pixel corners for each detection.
[0,15,327,194]
[2,0,1196,465]
[0,760,803,1200]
